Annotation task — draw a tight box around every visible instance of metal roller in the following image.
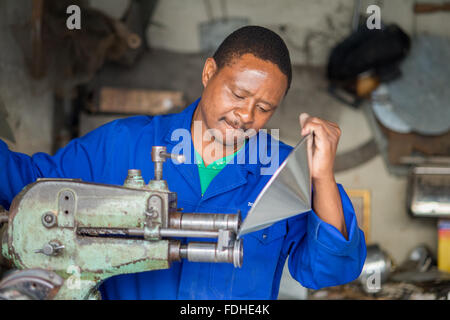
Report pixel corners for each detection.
[169,212,240,233]
[179,240,243,268]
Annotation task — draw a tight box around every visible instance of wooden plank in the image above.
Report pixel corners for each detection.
[97,87,185,115]
[378,120,450,165]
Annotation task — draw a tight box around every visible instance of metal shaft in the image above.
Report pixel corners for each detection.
[78,227,223,239]
[151,146,185,181]
[160,228,218,238]
[152,146,165,181]
[125,228,219,239]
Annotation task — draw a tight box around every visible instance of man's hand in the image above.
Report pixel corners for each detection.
[299,113,347,239]
[299,113,341,181]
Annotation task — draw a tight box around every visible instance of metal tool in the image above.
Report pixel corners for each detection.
[358,244,392,294]
[238,134,313,237]
[407,166,450,218]
[1,146,243,299]
[0,269,64,300]
[385,35,450,135]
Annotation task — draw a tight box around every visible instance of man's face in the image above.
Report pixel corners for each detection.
[196,53,288,146]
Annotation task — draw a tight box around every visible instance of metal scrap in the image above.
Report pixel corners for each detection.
[386,35,450,135]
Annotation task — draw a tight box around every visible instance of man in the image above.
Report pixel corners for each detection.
[0,26,366,299]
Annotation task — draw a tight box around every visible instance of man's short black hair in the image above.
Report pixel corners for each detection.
[213,25,292,93]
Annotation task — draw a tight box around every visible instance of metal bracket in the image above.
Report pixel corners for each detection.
[144,195,163,240]
[57,190,76,228]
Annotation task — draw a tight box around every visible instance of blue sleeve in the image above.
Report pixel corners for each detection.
[283,184,367,289]
[0,120,121,210]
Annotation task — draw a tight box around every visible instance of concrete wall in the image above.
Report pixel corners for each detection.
[380,0,450,38]
[89,0,450,65]
[145,0,354,65]
[0,0,54,155]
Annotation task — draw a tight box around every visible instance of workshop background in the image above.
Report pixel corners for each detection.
[1,0,449,299]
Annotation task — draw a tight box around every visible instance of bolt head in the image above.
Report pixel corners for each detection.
[44,244,53,255]
[42,212,57,228]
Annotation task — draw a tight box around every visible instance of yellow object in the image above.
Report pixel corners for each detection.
[438,220,450,273]
[347,189,371,243]
[356,74,380,98]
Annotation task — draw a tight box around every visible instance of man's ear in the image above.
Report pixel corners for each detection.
[202,57,218,88]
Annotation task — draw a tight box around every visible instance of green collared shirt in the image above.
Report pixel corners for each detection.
[194,145,245,196]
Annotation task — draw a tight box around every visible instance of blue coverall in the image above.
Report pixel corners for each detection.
[0,98,366,299]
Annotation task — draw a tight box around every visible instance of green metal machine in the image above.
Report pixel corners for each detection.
[0,146,243,300]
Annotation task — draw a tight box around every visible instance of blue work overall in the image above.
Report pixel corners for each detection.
[0,98,366,299]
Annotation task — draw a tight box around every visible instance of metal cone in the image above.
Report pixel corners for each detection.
[238,134,313,237]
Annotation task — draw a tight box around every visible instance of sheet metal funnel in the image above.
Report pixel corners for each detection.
[238,134,313,237]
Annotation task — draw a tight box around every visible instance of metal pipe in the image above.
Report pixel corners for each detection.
[126,228,219,239]
[154,162,163,181]
[151,146,185,181]
[151,146,165,180]
[160,228,218,239]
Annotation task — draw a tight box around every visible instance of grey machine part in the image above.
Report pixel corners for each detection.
[390,244,450,284]
[0,269,64,300]
[358,244,392,294]
[384,35,450,135]
[407,166,450,218]
[238,134,313,237]
[0,145,244,300]
[371,84,412,134]
[398,244,435,273]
